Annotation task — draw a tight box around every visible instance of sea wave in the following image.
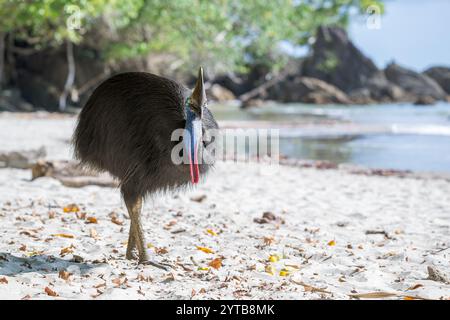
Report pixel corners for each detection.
[278,124,450,138]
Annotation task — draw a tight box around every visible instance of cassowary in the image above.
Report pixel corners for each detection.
[73,67,218,269]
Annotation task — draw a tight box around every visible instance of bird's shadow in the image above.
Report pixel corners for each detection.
[0,252,99,276]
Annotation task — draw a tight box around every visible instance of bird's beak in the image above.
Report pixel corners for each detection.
[185,117,202,184]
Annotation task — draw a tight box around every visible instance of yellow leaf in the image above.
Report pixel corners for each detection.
[52,233,74,239]
[327,240,336,246]
[268,255,280,263]
[196,246,214,254]
[206,229,217,236]
[63,204,80,213]
[197,267,210,271]
[279,269,290,277]
[147,243,154,249]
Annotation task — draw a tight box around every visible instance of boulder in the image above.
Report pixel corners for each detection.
[385,63,446,100]
[423,66,450,95]
[267,76,352,105]
[303,26,379,92]
[207,84,236,102]
[414,96,436,106]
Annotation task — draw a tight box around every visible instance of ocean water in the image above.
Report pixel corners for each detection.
[211,102,450,173]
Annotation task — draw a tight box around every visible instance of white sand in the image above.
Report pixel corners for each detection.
[0,113,449,300]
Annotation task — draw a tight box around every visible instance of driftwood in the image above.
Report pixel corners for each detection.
[0,146,46,169]
[31,160,118,188]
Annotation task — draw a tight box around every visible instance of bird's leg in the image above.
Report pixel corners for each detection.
[125,219,137,260]
[123,194,171,270]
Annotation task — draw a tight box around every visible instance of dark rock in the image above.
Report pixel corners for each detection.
[241,98,267,108]
[385,63,446,100]
[207,84,235,102]
[303,26,380,92]
[15,45,105,111]
[0,89,33,111]
[267,76,352,104]
[414,96,436,106]
[424,66,450,94]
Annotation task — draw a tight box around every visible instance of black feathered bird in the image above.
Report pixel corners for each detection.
[73,67,218,268]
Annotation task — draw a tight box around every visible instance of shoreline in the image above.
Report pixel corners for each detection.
[0,114,449,299]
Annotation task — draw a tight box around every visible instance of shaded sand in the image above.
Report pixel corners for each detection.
[0,114,449,300]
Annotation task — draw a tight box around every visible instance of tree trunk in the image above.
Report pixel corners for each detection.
[59,40,76,111]
[0,32,5,90]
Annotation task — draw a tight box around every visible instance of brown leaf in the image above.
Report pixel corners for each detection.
[406,284,424,291]
[349,292,398,299]
[44,287,58,297]
[0,277,8,284]
[208,258,222,270]
[263,236,275,245]
[86,217,98,224]
[190,195,207,202]
[52,233,74,239]
[58,270,71,280]
[111,216,124,226]
[154,247,168,255]
[60,246,74,256]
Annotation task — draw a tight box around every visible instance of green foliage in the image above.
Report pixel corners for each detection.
[0,0,384,75]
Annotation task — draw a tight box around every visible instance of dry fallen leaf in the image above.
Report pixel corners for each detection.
[190,195,207,202]
[112,277,125,287]
[268,254,280,263]
[58,270,72,281]
[89,228,98,239]
[265,265,275,275]
[0,277,8,284]
[263,236,275,245]
[60,246,74,256]
[52,233,74,239]
[208,258,222,270]
[279,269,290,277]
[196,246,214,254]
[349,292,398,299]
[63,204,80,213]
[206,229,218,236]
[197,267,210,271]
[154,247,168,255]
[327,240,336,246]
[111,216,124,226]
[406,284,424,291]
[86,217,98,224]
[44,287,58,297]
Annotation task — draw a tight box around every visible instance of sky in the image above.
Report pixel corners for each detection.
[349,0,450,71]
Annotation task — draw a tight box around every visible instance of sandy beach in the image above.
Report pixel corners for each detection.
[0,113,449,300]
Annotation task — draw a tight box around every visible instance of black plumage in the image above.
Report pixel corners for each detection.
[73,68,218,267]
